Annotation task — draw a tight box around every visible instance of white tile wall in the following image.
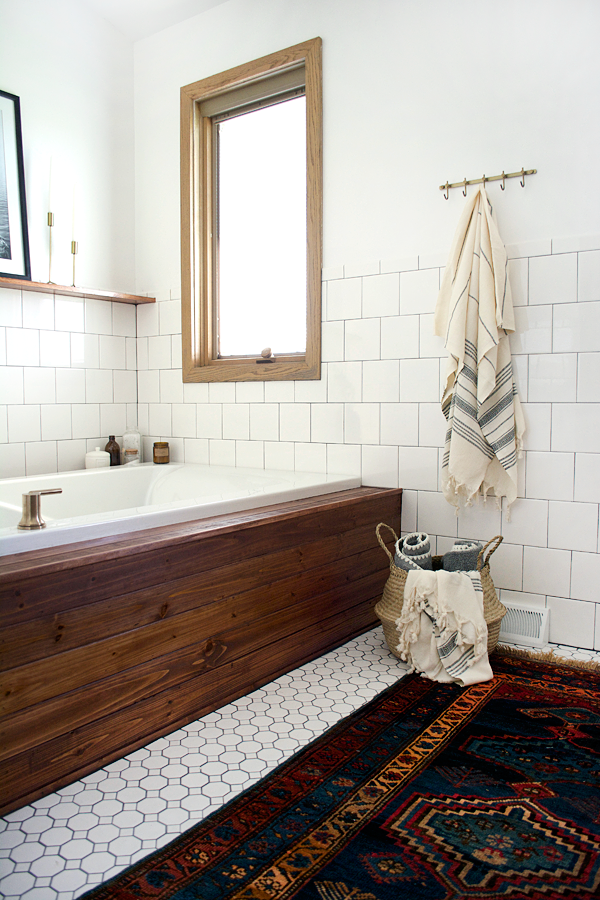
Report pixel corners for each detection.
[1,235,599,649]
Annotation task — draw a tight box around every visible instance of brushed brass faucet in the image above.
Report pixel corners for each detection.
[18,488,63,530]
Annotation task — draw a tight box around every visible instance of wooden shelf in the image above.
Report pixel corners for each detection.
[0,276,155,305]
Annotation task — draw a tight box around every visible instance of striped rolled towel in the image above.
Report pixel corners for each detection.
[394,532,432,571]
[443,539,483,572]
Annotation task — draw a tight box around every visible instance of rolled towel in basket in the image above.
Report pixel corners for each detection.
[443,539,483,572]
[394,532,432,571]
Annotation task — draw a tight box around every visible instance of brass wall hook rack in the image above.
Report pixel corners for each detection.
[440,167,536,198]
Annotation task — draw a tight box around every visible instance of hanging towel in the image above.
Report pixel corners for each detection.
[395,569,493,685]
[394,532,433,571]
[434,187,525,512]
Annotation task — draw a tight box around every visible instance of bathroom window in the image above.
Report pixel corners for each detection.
[180,38,322,382]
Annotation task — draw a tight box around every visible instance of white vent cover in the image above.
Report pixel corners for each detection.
[499,603,550,648]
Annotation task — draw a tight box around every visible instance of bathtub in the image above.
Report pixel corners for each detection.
[0,462,360,556]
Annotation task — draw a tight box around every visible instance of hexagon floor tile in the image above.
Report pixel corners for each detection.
[1,627,599,900]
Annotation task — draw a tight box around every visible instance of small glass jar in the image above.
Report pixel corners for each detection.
[123,448,140,465]
[153,441,170,464]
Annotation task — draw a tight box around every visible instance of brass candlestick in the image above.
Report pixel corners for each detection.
[71,240,78,286]
[47,212,54,283]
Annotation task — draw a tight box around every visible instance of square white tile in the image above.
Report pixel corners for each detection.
[553,301,600,353]
[85,369,114,404]
[24,367,56,405]
[148,403,172,437]
[327,443,361,476]
[22,291,54,330]
[548,500,598,552]
[361,444,398,488]
[327,362,362,403]
[196,404,222,439]
[264,441,295,470]
[25,440,58,476]
[380,314,419,360]
[522,546,571,597]
[528,253,577,305]
[39,330,71,368]
[235,441,264,469]
[0,366,24,404]
[99,335,127,370]
[6,327,39,367]
[546,596,595,648]
[137,370,160,404]
[72,404,100,441]
[528,353,576,403]
[577,352,600,402]
[578,250,600,302]
[148,334,172,370]
[362,273,399,318]
[41,404,72,441]
[0,288,22,326]
[311,403,344,444]
[222,403,250,441]
[400,358,440,403]
[55,296,84,333]
[250,404,279,442]
[400,268,439,315]
[112,302,137,337]
[571,551,600,602]
[172,403,197,438]
[345,318,380,361]
[344,403,379,445]
[85,298,113,335]
[321,321,345,362]
[574,453,600,503]
[137,302,160,338]
[501,497,548,547]
[512,306,552,355]
[362,360,399,403]
[160,369,184,404]
[525,451,574,501]
[380,402,418,447]
[551,404,600,453]
[295,442,327,473]
[8,404,41,443]
[398,446,438,492]
[71,333,99,369]
[113,370,137,403]
[326,278,361,321]
[280,403,310,442]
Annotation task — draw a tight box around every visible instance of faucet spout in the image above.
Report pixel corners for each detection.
[18,488,63,530]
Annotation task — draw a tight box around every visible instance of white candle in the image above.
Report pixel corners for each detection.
[72,183,76,240]
[48,155,53,211]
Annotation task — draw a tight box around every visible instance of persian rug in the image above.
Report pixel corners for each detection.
[85,650,600,899]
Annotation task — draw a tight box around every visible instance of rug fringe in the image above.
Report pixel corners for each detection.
[493,643,600,673]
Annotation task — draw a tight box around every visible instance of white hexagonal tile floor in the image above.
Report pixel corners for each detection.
[1,627,599,900]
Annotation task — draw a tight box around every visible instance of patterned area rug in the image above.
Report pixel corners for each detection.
[84,651,600,899]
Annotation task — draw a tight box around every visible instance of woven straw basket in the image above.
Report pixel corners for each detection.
[374,525,506,659]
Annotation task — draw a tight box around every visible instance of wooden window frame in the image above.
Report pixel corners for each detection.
[180,37,322,383]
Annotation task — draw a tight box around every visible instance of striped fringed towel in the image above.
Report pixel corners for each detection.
[434,186,525,513]
[395,569,492,686]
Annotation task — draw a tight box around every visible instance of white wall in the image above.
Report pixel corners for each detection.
[132,0,600,651]
[0,0,138,476]
[0,0,135,290]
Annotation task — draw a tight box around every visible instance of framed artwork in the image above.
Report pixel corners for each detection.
[0,90,30,280]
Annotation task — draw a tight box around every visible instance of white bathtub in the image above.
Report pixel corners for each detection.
[0,463,361,556]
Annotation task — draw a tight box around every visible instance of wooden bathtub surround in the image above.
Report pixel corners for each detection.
[0,486,401,816]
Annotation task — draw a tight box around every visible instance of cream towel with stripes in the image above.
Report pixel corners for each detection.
[434,186,525,511]
[396,569,493,686]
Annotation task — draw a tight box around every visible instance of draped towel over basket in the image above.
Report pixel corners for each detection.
[434,186,525,511]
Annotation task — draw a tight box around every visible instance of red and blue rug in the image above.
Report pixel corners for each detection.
[85,650,600,899]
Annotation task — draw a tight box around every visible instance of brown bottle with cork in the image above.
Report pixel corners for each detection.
[105,435,120,466]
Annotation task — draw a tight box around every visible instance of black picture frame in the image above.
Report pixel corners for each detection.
[0,90,31,280]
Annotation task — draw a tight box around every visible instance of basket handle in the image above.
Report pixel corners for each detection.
[376,523,398,563]
[477,534,503,571]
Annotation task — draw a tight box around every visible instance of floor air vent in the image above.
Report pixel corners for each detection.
[499,603,550,648]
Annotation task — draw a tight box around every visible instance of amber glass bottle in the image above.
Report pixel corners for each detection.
[105,435,121,466]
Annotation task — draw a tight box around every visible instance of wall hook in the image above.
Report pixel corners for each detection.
[443,182,450,200]
[500,171,506,190]
[462,178,467,197]
[520,167,526,187]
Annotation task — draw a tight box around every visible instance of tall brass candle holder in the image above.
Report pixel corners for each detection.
[71,240,78,286]
[47,212,55,283]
